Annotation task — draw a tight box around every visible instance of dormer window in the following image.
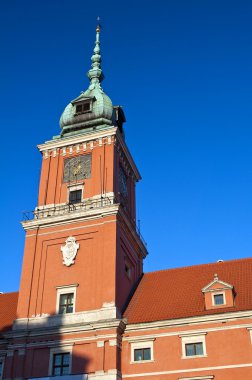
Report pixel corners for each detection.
[213,293,225,305]
[202,273,234,310]
[75,101,91,115]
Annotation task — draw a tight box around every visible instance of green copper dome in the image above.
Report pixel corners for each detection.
[59,24,114,137]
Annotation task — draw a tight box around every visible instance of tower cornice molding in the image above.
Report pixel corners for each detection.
[37,127,118,151]
[21,203,120,231]
[37,127,141,181]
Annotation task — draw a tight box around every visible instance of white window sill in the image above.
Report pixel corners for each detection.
[130,360,154,364]
[182,354,207,359]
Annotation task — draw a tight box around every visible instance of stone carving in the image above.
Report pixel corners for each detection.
[61,237,80,266]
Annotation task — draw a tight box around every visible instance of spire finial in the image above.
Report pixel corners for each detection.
[96,16,101,32]
[87,17,104,90]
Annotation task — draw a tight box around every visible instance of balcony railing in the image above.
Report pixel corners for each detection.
[22,196,147,248]
[22,196,115,221]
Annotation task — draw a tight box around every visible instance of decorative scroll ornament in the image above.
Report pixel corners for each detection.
[61,237,80,267]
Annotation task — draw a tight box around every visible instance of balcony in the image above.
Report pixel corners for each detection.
[22,196,147,249]
[23,196,115,220]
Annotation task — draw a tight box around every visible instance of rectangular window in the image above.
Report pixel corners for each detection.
[134,348,151,361]
[69,189,82,204]
[180,333,206,359]
[185,342,203,356]
[130,340,154,363]
[75,102,91,114]
[59,293,74,314]
[214,294,224,305]
[76,104,83,113]
[52,353,70,376]
[82,102,90,112]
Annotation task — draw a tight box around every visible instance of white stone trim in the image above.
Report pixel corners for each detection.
[13,305,120,331]
[48,345,73,376]
[130,340,154,363]
[35,192,114,211]
[89,369,121,379]
[67,184,84,204]
[211,291,226,306]
[56,284,78,314]
[202,279,233,293]
[180,333,207,359]
[123,363,252,378]
[38,129,118,151]
[67,183,84,191]
[97,341,105,348]
[125,310,252,333]
[179,377,214,380]
[37,127,141,181]
[247,327,252,344]
[22,204,120,230]
[24,218,116,237]
[10,333,118,350]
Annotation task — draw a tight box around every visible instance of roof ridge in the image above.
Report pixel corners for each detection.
[0,291,19,296]
[144,256,252,276]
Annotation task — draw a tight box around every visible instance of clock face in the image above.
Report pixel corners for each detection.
[119,166,128,198]
[63,154,92,183]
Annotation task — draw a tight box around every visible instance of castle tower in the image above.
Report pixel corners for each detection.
[6,24,147,379]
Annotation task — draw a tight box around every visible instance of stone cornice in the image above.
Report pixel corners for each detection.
[37,127,118,151]
[22,204,120,231]
[124,309,252,332]
[7,316,126,340]
[37,127,141,182]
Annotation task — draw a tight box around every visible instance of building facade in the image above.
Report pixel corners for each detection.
[1,25,252,380]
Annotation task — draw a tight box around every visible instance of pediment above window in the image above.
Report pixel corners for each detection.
[202,273,233,293]
[202,274,234,310]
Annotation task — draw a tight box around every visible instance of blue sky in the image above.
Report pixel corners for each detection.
[1,0,252,292]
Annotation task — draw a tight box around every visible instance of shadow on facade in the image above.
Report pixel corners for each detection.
[3,312,92,380]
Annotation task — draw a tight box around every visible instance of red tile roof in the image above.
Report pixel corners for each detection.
[123,258,252,324]
[0,292,18,332]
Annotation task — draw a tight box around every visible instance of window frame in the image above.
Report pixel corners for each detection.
[52,352,70,376]
[185,342,204,357]
[134,347,151,362]
[48,346,73,376]
[67,184,84,205]
[74,101,92,115]
[130,340,154,363]
[180,333,207,359]
[56,284,78,314]
[212,291,226,306]
[69,189,82,205]
[58,293,75,314]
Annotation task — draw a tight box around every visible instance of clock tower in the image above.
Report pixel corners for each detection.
[9,23,147,380]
